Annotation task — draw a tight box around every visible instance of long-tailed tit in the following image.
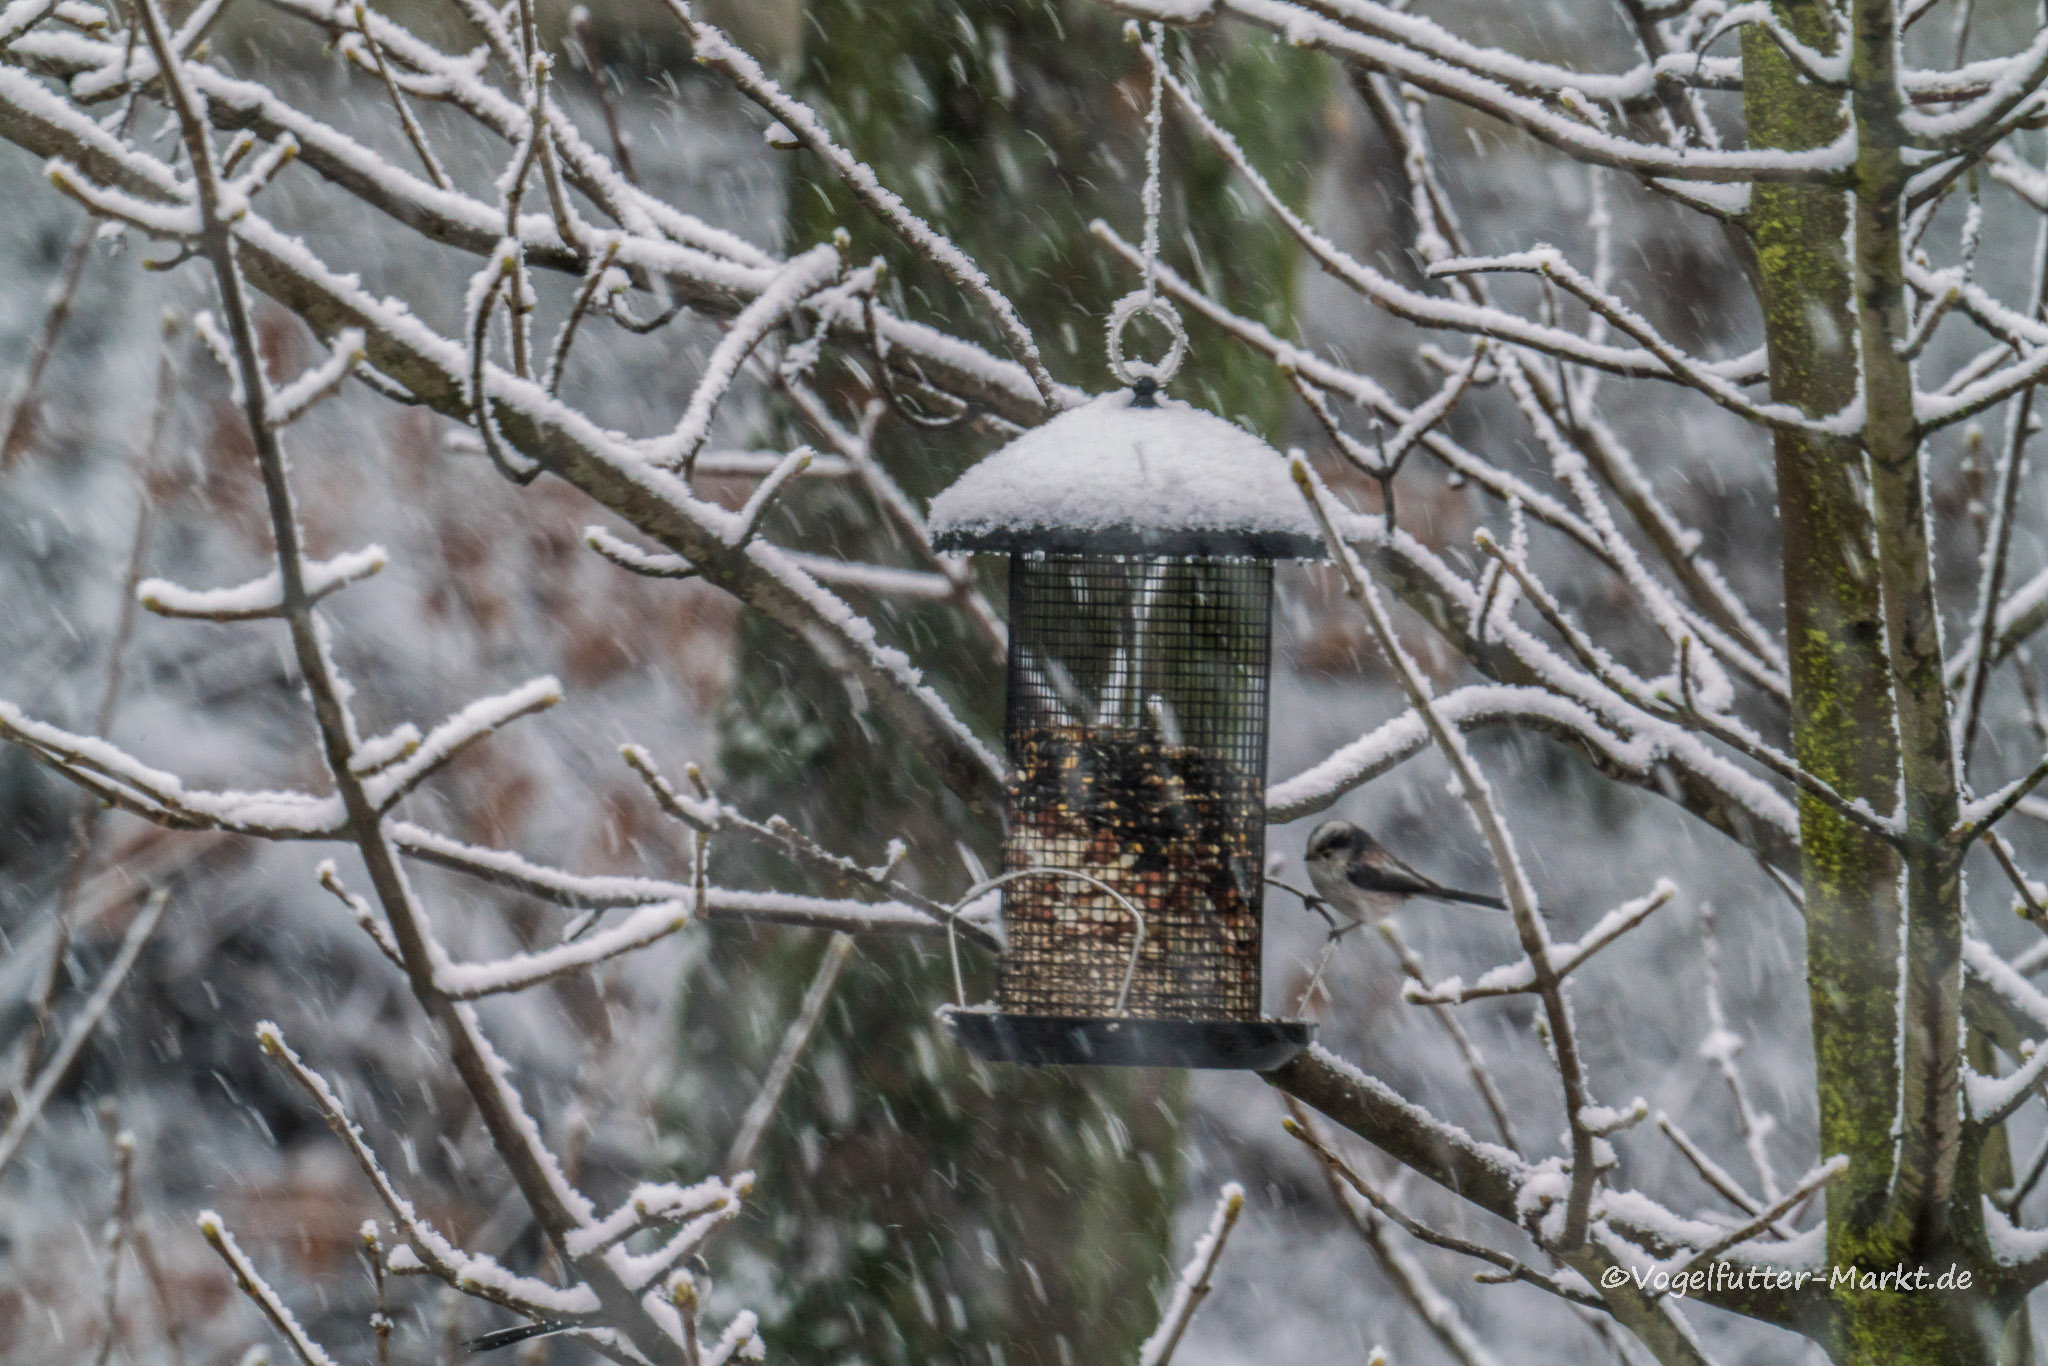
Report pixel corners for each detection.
[1303,820,1505,932]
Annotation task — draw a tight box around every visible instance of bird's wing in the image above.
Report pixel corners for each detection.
[1377,842,1435,886]
[1342,860,1444,899]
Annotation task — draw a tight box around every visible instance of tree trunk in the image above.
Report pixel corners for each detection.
[1746,3,1989,1360]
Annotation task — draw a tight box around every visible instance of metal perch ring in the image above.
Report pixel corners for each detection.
[945,867,1149,1017]
[1106,290,1187,388]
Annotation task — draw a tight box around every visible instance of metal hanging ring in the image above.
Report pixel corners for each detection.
[1106,290,1187,389]
[943,866,1149,1017]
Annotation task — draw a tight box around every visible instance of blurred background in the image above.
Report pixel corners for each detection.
[4,2,2048,1364]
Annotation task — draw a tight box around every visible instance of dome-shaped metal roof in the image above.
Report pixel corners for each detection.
[928,389,1325,559]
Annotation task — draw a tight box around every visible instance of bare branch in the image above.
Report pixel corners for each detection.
[1137,1182,1246,1366]
[1662,1157,1846,1280]
[1292,456,1602,1249]
[198,1213,344,1366]
[1378,921,1521,1152]
[138,545,387,622]
[728,447,813,547]
[434,899,693,1000]
[91,1126,136,1366]
[1283,1115,1602,1309]
[257,1024,598,1319]
[1403,882,1676,1003]
[544,234,622,395]
[648,245,839,474]
[1957,752,2048,846]
[0,213,92,465]
[1697,901,1785,1204]
[1654,1114,1794,1238]
[724,933,855,1176]
[619,744,1001,949]
[671,4,1061,406]
[0,889,167,1177]
[1475,533,1893,842]
[344,0,451,188]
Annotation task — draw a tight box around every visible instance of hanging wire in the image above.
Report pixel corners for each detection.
[1105,20,1187,390]
[1140,18,1165,304]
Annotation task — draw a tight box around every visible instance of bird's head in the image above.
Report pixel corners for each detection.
[1305,819,1366,872]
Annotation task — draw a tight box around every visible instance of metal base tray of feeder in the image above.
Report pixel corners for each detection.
[942,1008,1312,1070]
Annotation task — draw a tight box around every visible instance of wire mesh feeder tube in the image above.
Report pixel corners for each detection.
[944,552,1311,1070]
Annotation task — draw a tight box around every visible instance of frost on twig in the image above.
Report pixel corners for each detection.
[1136,1182,1244,1366]
[1402,881,1676,1004]
[672,4,1061,406]
[265,328,366,428]
[138,545,387,621]
[255,1023,603,1320]
[1376,921,1521,1153]
[1292,455,1605,1250]
[198,1211,345,1366]
[1283,1097,1512,1366]
[618,744,1001,949]
[1282,1114,1601,1310]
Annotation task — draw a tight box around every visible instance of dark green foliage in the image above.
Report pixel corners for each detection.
[671,6,1327,1363]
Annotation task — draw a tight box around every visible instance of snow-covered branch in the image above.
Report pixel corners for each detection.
[1136,1183,1245,1366]
[1402,881,1676,1004]
[137,544,387,621]
[1293,456,1605,1249]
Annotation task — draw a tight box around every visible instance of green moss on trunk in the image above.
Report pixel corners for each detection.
[1745,3,1996,1359]
[1743,0,1902,1267]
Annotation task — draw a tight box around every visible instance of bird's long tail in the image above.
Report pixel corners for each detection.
[466,1322,576,1353]
[1434,886,1507,910]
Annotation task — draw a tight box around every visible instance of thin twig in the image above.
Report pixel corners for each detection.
[0,215,93,466]
[1988,832,2048,924]
[128,1212,189,1366]
[1377,921,1521,1153]
[672,4,1059,406]
[350,1,451,189]
[545,235,620,395]
[199,1214,343,1366]
[361,1222,393,1366]
[1136,1182,1245,1366]
[781,379,1006,654]
[1283,1115,1604,1309]
[724,933,854,1176]
[1958,154,2048,771]
[1697,902,1784,1203]
[0,889,169,1177]
[570,7,638,185]
[91,1125,137,1366]
[12,448,158,1092]
[1662,1157,1846,1282]
[1476,533,1892,843]
[1655,1114,1793,1237]
[1284,1099,1507,1366]
[2008,1128,2048,1217]
[619,745,999,950]
[1294,457,1603,1248]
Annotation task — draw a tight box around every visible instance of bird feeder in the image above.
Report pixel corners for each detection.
[929,383,1320,1069]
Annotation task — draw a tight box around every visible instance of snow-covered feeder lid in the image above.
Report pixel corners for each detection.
[928,389,1326,559]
